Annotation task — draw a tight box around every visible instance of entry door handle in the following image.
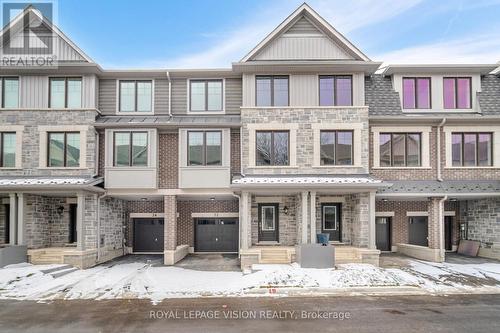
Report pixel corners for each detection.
[155,238,158,242]
[215,237,218,242]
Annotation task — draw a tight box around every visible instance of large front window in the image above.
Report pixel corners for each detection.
[443,77,471,109]
[256,76,289,107]
[49,77,82,108]
[48,132,80,167]
[256,131,289,166]
[119,80,152,112]
[451,132,492,167]
[0,132,16,167]
[402,77,431,109]
[320,130,353,165]
[189,80,223,112]
[1,77,19,108]
[187,131,222,166]
[379,133,421,167]
[113,132,148,167]
[319,75,352,106]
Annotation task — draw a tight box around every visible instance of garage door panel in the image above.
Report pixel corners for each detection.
[134,218,164,252]
[195,218,238,252]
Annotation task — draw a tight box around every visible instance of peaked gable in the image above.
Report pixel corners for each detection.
[241,4,370,62]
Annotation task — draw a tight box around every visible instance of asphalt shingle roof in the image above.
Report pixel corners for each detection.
[377,180,500,195]
[478,74,500,115]
[365,75,402,116]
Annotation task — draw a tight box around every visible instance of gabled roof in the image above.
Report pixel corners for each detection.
[0,5,94,63]
[240,3,370,62]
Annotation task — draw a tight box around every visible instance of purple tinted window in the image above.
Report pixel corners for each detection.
[463,133,476,166]
[443,78,456,109]
[336,77,352,106]
[319,77,334,106]
[273,77,289,107]
[478,133,492,166]
[416,78,431,108]
[457,78,471,108]
[379,134,391,167]
[451,133,462,166]
[403,78,416,109]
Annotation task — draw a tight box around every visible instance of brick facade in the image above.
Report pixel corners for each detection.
[230,129,241,178]
[158,133,179,188]
[124,200,164,247]
[164,195,177,251]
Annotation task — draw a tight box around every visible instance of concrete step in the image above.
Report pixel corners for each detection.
[50,267,78,278]
[40,264,72,274]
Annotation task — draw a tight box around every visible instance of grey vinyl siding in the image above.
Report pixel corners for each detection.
[171,78,187,114]
[225,78,242,114]
[154,78,169,115]
[285,17,320,34]
[98,79,117,115]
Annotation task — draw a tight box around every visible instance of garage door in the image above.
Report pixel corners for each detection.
[133,218,164,252]
[195,218,238,252]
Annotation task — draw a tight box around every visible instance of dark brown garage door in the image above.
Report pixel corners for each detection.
[133,218,164,252]
[195,218,238,252]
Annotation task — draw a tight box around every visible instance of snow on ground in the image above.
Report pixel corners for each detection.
[1,258,500,302]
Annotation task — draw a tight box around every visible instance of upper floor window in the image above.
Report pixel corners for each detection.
[402,77,431,109]
[189,80,223,112]
[49,77,82,108]
[0,132,16,167]
[320,130,353,165]
[48,132,80,167]
[187,131,222,166]
[451,132,492,167]
[256,130,289,166]
[444,77,471,109]
[113,131,148,167]
[379,133,421,167]
[119,80,152,113]
[256,76,289,107]
[1,77,19,108]
[319,75,352,106]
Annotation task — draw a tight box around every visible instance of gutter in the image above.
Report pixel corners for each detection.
[437,118,446,182]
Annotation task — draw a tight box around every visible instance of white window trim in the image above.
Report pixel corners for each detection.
[178,128,230,168]
[443,125,500,168]
[406,211,428,217]
[115,79,155,115]
[317,196,346,204]
[376,211,395,217]
[191,212,239,218]
[312,122,362,168]
[105,128,157,168]
[0,125,23,169]
[38,125,88,169]
[371,126,431,168]
[186,78,226,114]
[247,123,298,168]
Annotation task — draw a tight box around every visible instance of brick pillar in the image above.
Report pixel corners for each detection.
[428,197,445,261]
[164,195,177,251]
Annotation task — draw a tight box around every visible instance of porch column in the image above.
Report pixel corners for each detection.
[301,191,309,244]
[240,192,250,250]
[428,197,445,262]
[9,193,17,245]
[76,193,86,251]
[368,191,376,250]
[16,193,25,245]
[310,191,316,244]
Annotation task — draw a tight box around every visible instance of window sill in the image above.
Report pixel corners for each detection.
[444,166,497,169]
[312,165,362,168]
[241,106,367,110]
[38,167,86,170]
[372,167,432,170]
[248,166,298,169]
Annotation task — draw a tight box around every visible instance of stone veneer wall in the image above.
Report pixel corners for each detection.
[241,107,369,175]
[99,197,125,253]
[0,202,6,245]
[351,193,370,247]
[465,198,500,248]
[315,195,355,244]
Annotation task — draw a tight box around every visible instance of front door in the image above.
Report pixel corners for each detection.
[322,203,341,242]
[69,204,77,244]
[376,217,392,251]
[258,204,279,242]
[133,218,164,252]
[409,216,428,246]
[445,216,453,251]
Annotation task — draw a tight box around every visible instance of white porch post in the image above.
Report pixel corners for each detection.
[240,192,250,250]
[368,191,376,250]
[76,193,86,251]
[310,191,316,243]
[9,193,17,245]
[16,193,25,245]
[301,191,308,244]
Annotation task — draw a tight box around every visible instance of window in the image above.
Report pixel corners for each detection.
[322,205,338,230]
[451,133,492,167]
[187,131,222,166]
[319,75,352,106]
[0,132,16,167]
[379,133,421,167]
[47,132,80,167]
[1,77,19,108]
[256,76,289,107]
[49,78,82,108]
[402,77,431,109]
[320,130,353,165]
[256,131,289,166]
[189,80,223,112]
[119,80,152,112]
[443,77,471,109]
[113,132,148,167]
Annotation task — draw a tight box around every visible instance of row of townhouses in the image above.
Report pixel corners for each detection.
[0,4,499,269]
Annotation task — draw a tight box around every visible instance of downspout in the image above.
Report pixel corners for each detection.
[96,192,107,262]
[438,195,448,262]
[166,71,172,119]
[436,118,446,182]
[231,193,241,254]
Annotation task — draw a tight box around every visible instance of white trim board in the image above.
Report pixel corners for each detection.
[191,213,239,218]
[376,212,395,217]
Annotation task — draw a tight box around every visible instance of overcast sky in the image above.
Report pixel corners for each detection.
[19,0,500,68]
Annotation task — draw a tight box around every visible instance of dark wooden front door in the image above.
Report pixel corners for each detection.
[69,204,77,244]
[445,216,453,251]
[321,203,341,242]
[133,218,164,252]
[376,217,392,251]
[258,204,279,242]
[195,218,239,252]
[409,216,428,246]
